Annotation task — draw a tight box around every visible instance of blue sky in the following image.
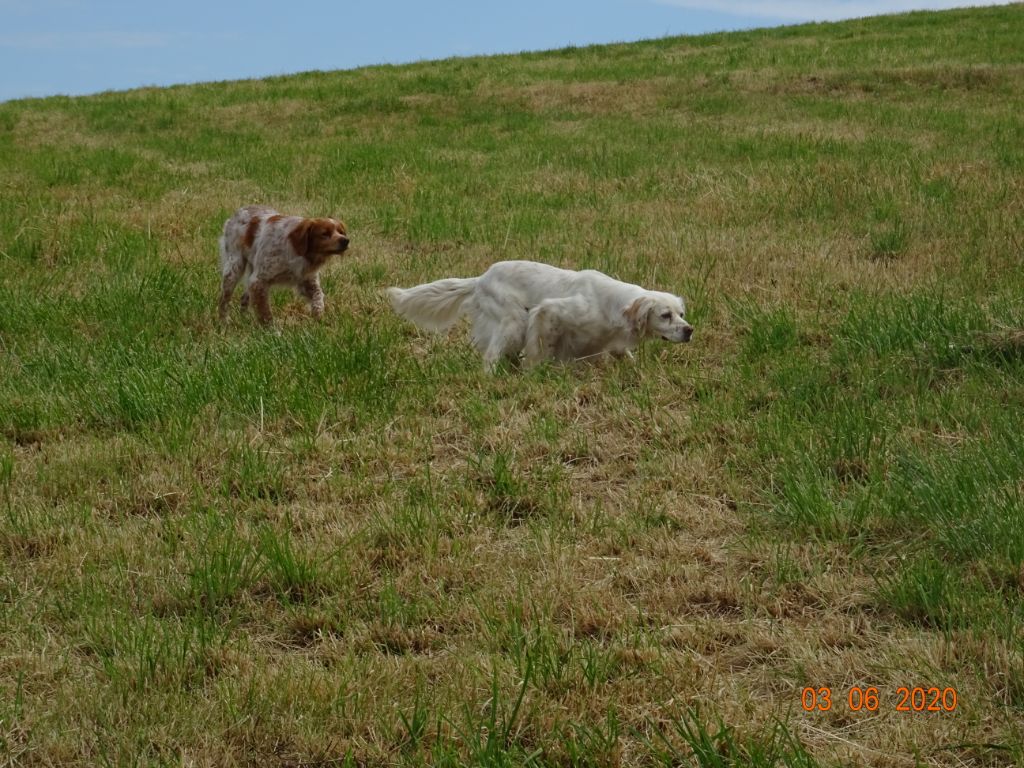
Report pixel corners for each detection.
[0,1,1012,102]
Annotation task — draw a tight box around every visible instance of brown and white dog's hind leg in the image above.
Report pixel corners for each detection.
[219,260,248,321]
[247,280,273,325]
[239,268,253,311]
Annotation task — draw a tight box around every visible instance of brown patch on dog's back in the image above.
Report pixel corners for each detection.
[242,217,261,249]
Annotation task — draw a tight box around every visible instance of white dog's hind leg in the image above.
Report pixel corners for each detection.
[525,296,592,366]
[524,304,554,367]
[481,316,527,372]
[470,287,529,372]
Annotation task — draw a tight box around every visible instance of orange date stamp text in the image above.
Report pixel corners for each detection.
[801,686,958,713]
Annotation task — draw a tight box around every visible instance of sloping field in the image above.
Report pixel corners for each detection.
[1,4,1022,766]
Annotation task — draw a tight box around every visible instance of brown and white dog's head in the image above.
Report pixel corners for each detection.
[289,218,350,268]
[624,292,693,343]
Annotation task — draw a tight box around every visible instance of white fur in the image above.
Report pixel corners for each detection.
[388,260,693,371]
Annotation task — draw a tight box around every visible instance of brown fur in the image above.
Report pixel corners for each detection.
[242,218,260,250]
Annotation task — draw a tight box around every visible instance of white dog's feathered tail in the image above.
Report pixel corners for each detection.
[387,278,478,333]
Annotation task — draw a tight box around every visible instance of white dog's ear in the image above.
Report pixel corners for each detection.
[624,297,652,336]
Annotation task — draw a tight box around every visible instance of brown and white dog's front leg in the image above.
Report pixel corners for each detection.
[298,276,325,319]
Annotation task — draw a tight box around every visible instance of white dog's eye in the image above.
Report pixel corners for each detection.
[660,311,672,320]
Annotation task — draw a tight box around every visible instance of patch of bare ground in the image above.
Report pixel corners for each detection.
[744,64,1024,97]
[13,108,103,150]
[479,77,671,117]
[209,98,327,132]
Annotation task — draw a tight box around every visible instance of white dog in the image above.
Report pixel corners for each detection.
[387,260,693,371]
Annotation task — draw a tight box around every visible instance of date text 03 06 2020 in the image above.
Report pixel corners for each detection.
[801,687,958,713]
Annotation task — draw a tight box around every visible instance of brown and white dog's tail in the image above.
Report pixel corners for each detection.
[387,277,478,333]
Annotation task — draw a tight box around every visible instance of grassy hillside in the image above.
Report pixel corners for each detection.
[1,4,1023,765]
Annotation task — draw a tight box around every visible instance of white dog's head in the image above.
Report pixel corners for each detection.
[624,293,693,343]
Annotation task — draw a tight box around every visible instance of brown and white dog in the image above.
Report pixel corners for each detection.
[218,206,350,324]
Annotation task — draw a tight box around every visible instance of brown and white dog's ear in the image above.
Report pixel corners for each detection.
[288,219,313,259]
[624,296,653,336]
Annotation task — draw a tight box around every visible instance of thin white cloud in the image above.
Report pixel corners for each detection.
[0,31,170,50]
[651,0,1015,22]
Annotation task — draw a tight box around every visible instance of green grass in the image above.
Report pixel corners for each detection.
[2,4,1024,766]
